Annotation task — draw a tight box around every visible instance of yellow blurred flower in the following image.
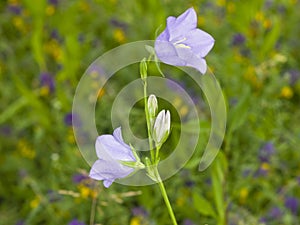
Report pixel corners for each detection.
[244,66,262,89]
[13,16,26,32]
[263,19,272,29]
[261,162,270,171]
[44,40,63,62]
[9,0,19,4]
[79,0,90,12]
[255,11,264,22]
[18,139,36,159]
[280,86,293,99]
[130,217,142,225]
[97,88,105,99]
[67,128,75,144]
[40,86,50,96]
[239,187,248,204]
[197,16,205,26]
[227,2,236,13]
[78,185,91,199]
[114,28,126,43]
[291,0,298,4]
[179,106,188,117]
[216,0,226,7]
[176,196,185,207]
[30,196,41,209]
[46,5,55,16]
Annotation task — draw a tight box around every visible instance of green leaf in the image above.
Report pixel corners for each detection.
[228,87,251,134]
[211,152,227,224]
[0,97,27,124]
[193,192,217,218]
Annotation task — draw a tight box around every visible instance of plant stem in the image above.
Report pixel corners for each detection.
[154,167,178,225]
[143,80,155,161]
[89,194,97,225]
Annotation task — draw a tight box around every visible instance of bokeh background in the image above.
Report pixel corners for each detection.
[1,0,300,224]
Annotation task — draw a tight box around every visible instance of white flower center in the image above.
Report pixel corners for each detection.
[173,37,191,49]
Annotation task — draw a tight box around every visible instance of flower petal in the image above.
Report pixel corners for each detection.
[113,127,131,149]
[89,159,134,187]
[155,40,186,66]
[103,180,113,188]
[167,8,197,41]
[156,28,170,42]
[96,134,135,161]
[176,47,207,74]
[184,29,215,57]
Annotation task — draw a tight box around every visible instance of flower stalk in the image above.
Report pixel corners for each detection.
[141,59,177,225]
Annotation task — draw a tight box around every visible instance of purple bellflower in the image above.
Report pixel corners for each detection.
[89,127,138,188]
[155,7,214,74]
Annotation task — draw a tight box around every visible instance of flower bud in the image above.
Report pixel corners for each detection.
[140,58,147,81]
[147,94,158,118]
[152,110,171,146]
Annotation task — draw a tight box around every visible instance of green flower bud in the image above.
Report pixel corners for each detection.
[140,58,147,81]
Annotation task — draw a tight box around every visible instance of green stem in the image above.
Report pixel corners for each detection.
[154,167,178,225]
[89,195,97,225]
[143,80,155,161]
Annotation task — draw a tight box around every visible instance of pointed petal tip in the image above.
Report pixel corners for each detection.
[103,180,113,188]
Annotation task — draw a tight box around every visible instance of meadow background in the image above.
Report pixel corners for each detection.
[1,0,300,224]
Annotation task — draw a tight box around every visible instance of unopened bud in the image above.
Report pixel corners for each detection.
[152,110,171,146]
[147,94,158,118]
[140,58,147,81]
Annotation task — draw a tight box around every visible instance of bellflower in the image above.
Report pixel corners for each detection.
[155,7,214,74]
[89,127,137,188]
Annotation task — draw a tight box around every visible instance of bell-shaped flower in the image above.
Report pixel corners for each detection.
[155,7,214,74]
[89,127,137,188]
[152,110,171,146]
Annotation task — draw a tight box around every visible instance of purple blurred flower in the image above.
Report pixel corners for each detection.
[132,206,148,217]
[77,34,85,43]
[50,29,63,43]
[268,207,282,219]
[72,173,88,184]
[47,190,61,202]
[40,72,55,93]
[48,0,59,6]
[89,127,137,188]
[288,69,300,86]
[8,5,22,15]
[256,166,268,177]
[64,113,81,127]
[0,125,12,136]
[242,168,251,177]
[259,217,267,224]
[68,219,86,225]
[110,18,128,30]
[231,33,245,46]
[18,169,28,179]
[285,197,299,215]
[15,220,24,225]
[183,219,195,225]
[258,142,275,162]
[155,7,214,74]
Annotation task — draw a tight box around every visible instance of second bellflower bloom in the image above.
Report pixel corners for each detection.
[89,127,137,188]
[155,7,214,74]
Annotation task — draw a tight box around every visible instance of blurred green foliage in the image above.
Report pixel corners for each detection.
[0,0,300,224]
